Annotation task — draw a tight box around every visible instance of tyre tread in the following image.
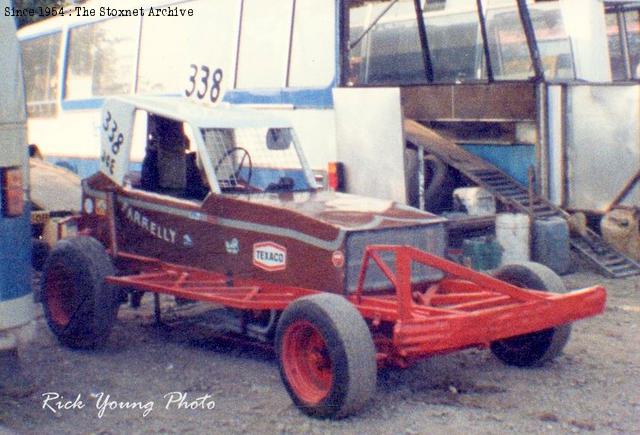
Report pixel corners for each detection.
[276,293,376,418]
[491,261,572,367]
[41,236,118,349]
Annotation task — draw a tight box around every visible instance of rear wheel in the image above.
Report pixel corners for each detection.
[490,262,572,367]
[41,236,119,349]
[275,294,376,419]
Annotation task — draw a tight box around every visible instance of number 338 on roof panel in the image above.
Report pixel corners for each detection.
[100,100,135,186]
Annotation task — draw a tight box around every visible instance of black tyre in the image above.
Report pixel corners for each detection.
[490,262,572,367]
[275,293,377,419]
[41,236,119,349]
[32,238,50,271]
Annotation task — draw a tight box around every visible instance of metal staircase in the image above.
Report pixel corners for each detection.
[404,120,640,278]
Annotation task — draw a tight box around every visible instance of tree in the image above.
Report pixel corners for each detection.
[11,0,66,28]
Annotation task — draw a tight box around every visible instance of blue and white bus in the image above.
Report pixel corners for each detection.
[17,0,640,213]
[0,0,35,385]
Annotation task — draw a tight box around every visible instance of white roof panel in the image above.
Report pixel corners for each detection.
[109,95,294,129]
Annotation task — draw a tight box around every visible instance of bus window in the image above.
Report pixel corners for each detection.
[236,0,293,88]
[367,18,424,84]
[347,4,368,85]
[21,32,60,117]
[423,7,486,82]
[349,0,425,85]
[606,11,626,80]
[65,17,139,100]
[288,0,336,87]
[530,4,575,80]
[137,0,240,100]
[484,0,533,80]
[625,10,640,79]
[606,8,640,81]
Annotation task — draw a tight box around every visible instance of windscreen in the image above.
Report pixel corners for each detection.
[201,127,313,193]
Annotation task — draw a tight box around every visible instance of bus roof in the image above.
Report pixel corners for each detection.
[16,0,174,38]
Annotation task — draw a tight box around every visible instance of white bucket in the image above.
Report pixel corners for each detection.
[496,213,530,265]
[453,187,496,216]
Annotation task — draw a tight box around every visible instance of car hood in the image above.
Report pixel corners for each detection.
[235,190,446,232]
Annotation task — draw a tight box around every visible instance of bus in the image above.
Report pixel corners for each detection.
[0,0,35,392]
[17,0,640,215]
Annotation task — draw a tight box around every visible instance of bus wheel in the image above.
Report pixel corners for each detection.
[490,262,572,367]
[41,236,119,349]
[275,294,376,419]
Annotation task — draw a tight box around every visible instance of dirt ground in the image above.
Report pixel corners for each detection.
[1,265,638,435]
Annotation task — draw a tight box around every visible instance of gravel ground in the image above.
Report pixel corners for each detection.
[0,267,638,434]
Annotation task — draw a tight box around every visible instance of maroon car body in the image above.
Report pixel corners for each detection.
[83,173,446,295]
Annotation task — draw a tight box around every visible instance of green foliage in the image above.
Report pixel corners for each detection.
[11,0,66,28]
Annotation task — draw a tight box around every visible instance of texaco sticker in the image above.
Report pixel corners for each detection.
[253,242,287,272]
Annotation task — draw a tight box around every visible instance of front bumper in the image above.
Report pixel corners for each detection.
[393,285,606,358]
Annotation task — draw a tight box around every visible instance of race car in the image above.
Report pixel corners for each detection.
[41,96,606,418]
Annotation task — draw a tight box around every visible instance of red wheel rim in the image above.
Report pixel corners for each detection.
[282,320,333,405]
[44,265,76,326]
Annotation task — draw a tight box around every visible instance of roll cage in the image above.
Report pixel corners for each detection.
[99,96,318,197]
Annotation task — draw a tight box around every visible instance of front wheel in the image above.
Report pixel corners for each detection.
[275,294,377,419]
[490,262,572,367]
[41,236,119,349]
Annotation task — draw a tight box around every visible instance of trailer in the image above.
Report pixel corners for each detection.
[41,96,606,418]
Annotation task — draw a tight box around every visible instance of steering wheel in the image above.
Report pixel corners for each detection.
[214,147,253,187]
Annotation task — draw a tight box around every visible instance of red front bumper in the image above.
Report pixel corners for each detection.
[392,285,605,358]
[350,245,607,363]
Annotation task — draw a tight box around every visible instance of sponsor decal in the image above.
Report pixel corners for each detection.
[121,203,177,244]
[95,199,107,216]
[225,238,239,255]
[331,250,345,268]
[253,242,286,272]
[183,234,193,247]
[83,197,94,214]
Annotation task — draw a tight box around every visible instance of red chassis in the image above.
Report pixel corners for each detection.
[105,243,606,368]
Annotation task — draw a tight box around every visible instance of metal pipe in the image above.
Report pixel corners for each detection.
[418,145,425,211]
[395,248,413,322]
[560,84,568,207]
[285,0,297,87]
[413,0,434,82]
[617,9,633,79]
[536,82,549,199]
[339,0,351,86]
[232,0,245,89]
[516,0,544,81]
[106,191,119,257]
[476,0,494,82]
